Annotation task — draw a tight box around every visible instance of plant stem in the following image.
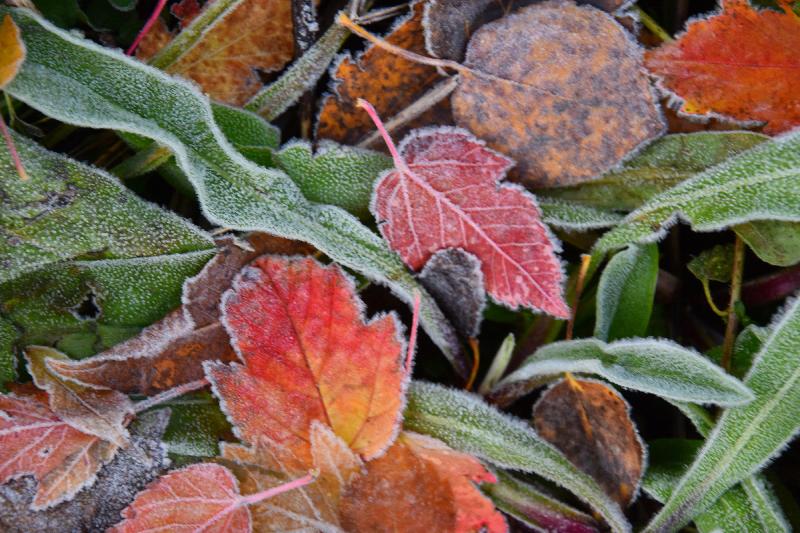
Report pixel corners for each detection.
[405,291,421,374]
[721,235,746,372]
[134,378,209,413]
[565,255,592,341]
[237,472,317,506]
[127,0,169,56]
[634,7,674,43]
[0,113,28,180]
[465,338,480,391]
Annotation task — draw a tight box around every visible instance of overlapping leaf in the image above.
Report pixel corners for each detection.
[364,102,568,317]
[317,1,451,146]
[646,0,800,134]
[452,2,664,187]
[0,389,119,510]
[206,256,407,462]
[0,14,24,86]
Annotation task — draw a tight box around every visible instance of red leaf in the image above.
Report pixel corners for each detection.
[111,463,315,533]
[206,256,407,463]
[0,392,118,510]
[361,100,569,317]
[645,0,800,135]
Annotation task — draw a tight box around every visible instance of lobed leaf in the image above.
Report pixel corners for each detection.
[1,7,466,377]
[491,338,753,408]
[644,295,800,532]
[404,381,630,533]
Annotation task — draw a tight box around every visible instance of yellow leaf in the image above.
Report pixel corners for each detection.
[0,14,25,88]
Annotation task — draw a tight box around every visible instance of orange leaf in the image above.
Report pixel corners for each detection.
[25,346,134,448]
[138,0,294,105]
[221,423,364,531]
[533,378,644,507]
[206,256,407,462]
[645,0,800,135]
[339,432,506,533]
[0,14,24,88]
[0,392,118,510]
[317,1,452,146]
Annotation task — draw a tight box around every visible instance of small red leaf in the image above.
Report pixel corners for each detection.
[361,100,569,317]
[0,392,118,510]
[111,463,314,533]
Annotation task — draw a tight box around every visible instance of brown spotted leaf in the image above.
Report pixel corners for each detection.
[533,378,644,507]
[138,0,294,105]
[0,390,119,510]
[317,1,452,146]
[452,1,664,187]
[47,234,309,395]
[25,346,133,448]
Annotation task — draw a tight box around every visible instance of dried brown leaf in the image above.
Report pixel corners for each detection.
[533,378,644,506]
[452,1,664,187]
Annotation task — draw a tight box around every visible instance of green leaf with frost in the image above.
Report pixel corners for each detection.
[273,141,391,219]
[644,439,787,533]
[735,220,800,267]
[405,381,630,533]
[542,132,769,211]
[1,7,466,376]
[594,131,800,254]
[485,469,600,532]
[644,296,800,532]
[491,338,752,408]
[159,393,232,463]
[595,244,658,341]
[688,243,735,284]
[538,198,624,231]
[0,318,17,389]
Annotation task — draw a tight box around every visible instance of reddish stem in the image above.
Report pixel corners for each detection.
[237,472,316,506]
[357,98,408,172]
[405,291,421,375]
[0,115,27,180]
[134,378,209,413]
[126,0,169,56]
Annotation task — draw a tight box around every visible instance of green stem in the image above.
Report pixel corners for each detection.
[149,0,243,70]
[634,7,674,43]
[721,235,746,372]
[112,143,172,179]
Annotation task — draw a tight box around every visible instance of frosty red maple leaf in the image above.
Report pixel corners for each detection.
[111,463,314,533]
[204,255,507,531]
[359,99,569,317]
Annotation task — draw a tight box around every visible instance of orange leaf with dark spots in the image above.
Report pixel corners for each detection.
[205,256,407,462]
[533,378,644,507]
[645,0,800,135]
[316,1,452,147]
[340,432,506,532]
[0,391,119,510]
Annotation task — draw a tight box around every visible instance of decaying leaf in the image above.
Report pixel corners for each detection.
[688,244,735,285]
[317,1,451,146]
[340,432,506,533]
[46,234,309,395]
[419,248,486,338]
[221,423,363,532]
[0,389,119,510]
[452,1,664,187]
[25,346,133,447]
[645,0,800,135]
[362,101,569,317]
[139,0,294,105]
[0,409,171,533]
[533,378,644,507]
[206,256,407,462]
[423,0,503,61]
[0,14,24,87]
[110,463,253,532]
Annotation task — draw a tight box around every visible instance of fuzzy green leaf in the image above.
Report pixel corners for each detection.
[735,220,800,267]
[595,244,659,341]
[644,296,800,532]
[405,381,630,533]
[2,7,466,376]
[538,198,624,231]
[688,243,735,284]
[595,132,800,254]
[491,338,752,408]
